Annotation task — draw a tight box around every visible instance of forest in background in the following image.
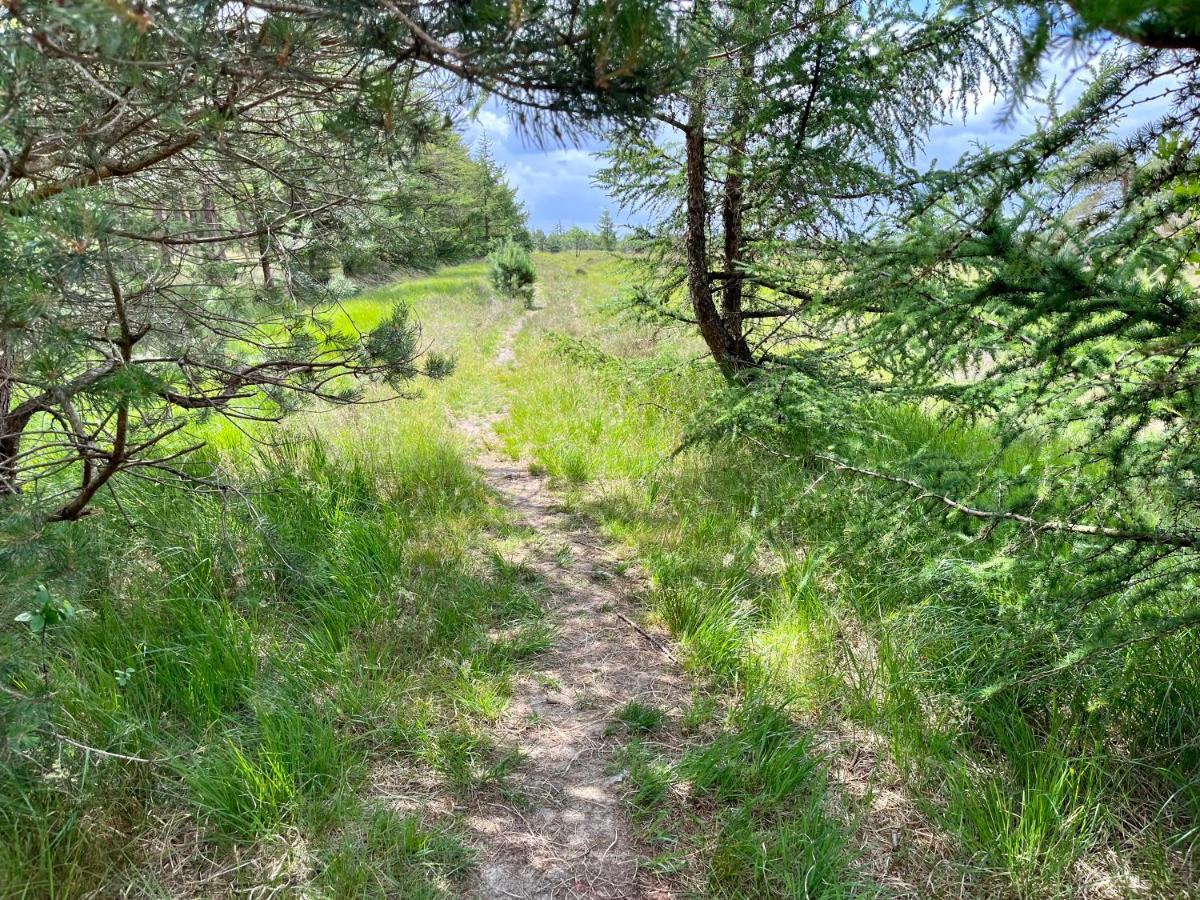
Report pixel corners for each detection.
[2,0,1200,896]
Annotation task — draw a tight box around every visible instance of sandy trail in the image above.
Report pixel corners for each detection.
[451,313,688,899]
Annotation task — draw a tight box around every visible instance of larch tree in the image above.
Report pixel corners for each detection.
[597,0,1012,378]
[659,0,1200,649]
[809,5,1200,615]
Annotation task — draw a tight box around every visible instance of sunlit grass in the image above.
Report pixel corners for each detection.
[327,262,492,342]
[0,261,533,896]
[497,253,1200,897]
[5,252,1195,897]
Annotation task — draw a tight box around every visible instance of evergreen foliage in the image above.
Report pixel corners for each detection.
[811,26,1200,629]
[0,0,682,520]
[598,209,619,251]
[487,240,538,304]
[6,0,1200,892]
[338,131,529,277]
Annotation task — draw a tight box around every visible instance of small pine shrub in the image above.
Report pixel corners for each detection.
[487,240,536,306]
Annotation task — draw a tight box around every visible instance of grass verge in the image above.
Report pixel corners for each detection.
[499,253,1200,897]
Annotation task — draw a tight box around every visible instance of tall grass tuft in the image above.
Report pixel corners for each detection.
[0,261,546,895]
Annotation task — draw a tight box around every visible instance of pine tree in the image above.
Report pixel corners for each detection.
[701,2,1200,633]
[598,209,618,251]
[0,0,687,520]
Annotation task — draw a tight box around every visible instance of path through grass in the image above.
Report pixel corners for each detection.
[6,253,1193,897]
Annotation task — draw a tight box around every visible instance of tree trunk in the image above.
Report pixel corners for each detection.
[257,225,274,288]
[721,134,750,360]
[684,90,752,379]
[0,333,18,495]
[721,49,754,360]
[249,187,274,288]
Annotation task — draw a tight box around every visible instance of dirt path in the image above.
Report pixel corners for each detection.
[452,315,689,899]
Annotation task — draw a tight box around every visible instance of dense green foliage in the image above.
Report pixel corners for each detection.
[338,135,530,277]
[599,0,1014,373]
[4,243,1200,894]
[6,0,1200,895]
[487,240,538,304]
[0,266,538,894]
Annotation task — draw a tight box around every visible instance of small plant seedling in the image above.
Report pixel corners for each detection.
[16,584,76,636]
[15,584,78,690]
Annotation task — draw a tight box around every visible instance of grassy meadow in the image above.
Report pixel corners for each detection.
[1,253,1197,897]
[497,255,1200,897]
[0,262,536,896]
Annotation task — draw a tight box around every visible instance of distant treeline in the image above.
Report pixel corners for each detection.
[336,134,529,279]
[529,209,623,254]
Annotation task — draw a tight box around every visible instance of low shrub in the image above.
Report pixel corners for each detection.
[487,240,536,306]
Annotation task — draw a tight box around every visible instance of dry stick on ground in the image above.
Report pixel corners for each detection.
[614,610,678,663]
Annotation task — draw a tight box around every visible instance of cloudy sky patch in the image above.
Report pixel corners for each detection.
[460,59,1172,234]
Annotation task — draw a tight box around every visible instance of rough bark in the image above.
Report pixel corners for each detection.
[720,56,752,366]
[0,332,18,495]
[684,89,753,379]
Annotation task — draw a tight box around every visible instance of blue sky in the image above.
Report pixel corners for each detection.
[459,63,1165,234]
[460,108,615,232]
[458,97,1040,233]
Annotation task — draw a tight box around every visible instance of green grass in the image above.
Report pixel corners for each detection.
[497,254,1200,896]
[5,251,1198,897]
[0,261,533,896]
[614,699,666,733]
[607,698,870,898]
[683,701,869,899]
[315,807,474,898]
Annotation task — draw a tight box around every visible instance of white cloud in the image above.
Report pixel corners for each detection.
[473,109,511,139]
[457,100,625,230]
